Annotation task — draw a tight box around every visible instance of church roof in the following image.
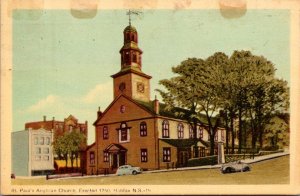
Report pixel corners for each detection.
[160,138,210,148]
[135,99,214,124]
[124,25,137,32]
[111,67,152,79]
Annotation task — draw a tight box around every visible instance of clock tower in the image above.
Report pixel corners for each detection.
[111,23,152,102]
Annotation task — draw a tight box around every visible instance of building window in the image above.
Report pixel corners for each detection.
[189,126,194,139]
[121,129,128,141]
[120,105,126,113]
[69,125,73,132]
[214,132,218,142]
[119,122,130,142]
[119,83,126,92]
[199,127,203,139]
[45,137,50,145]
[125,52,130,63]
[35,147,41,154]
[103,126,109,139]
[34,137,38,145]
[177,123,184,139]
[35,155,41,161]
[221,130,225,141]
[163,148,171,162]
[140,122,147,136]
[43,148,49,154]
[103,152,109,162]
[39,137,44,145]
[162,120,169,138]
[43,155,49,161]
[141,149,148,162]
[90,152,95,165]
[133,53,137,62]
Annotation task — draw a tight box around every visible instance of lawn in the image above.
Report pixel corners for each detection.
[12,155,289,185]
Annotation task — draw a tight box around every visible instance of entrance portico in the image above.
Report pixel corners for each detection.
[104,143,127,169]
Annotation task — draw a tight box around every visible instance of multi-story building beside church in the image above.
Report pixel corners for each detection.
[86,23,226,175]
[25,115,88,172]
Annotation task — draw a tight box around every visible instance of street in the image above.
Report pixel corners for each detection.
[12,155,289,185]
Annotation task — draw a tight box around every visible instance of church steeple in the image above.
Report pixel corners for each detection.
[111,12,151,102]
[120,25,143,70]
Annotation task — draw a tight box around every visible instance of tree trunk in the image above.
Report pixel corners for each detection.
[259,127,263,148]
[238,108,242,153]
[209,135,215,156]
[230,117,235,154]
[251,129,258,149]
[65,155,68,173]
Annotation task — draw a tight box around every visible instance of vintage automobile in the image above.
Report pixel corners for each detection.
[220,160,251,174]
[116,165,142,176]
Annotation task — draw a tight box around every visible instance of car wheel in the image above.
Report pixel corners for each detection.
[243,167,250,172]
[225,167,233,173]
[132,170,137,175]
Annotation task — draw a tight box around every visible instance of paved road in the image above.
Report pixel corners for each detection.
[12,153,289,185]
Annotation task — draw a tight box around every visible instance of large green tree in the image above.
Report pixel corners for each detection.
[157,50,289,155]
[52,130,86,171]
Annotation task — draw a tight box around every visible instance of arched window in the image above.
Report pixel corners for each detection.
[177,123,184,139]
[119,122,130,142]
[140,122,147,136]
[198,127,203,139]
[133,53,137,63]
[189,125,194,139]
[162,120,169,138]
[103,126,108,139]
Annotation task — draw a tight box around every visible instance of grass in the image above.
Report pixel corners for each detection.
[12,155,289,185]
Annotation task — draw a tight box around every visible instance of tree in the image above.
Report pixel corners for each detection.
[68,130,86,170]
[52,133,70,169]
[157,50,289,155]
[157,58,207,157]
[52,130,86,171]
[264,115,289,149]
[157,53,227,156]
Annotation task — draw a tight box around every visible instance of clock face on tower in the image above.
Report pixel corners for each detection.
[137,82,145,93]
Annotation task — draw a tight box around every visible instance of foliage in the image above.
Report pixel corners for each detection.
[187,156,218,167]
[52,130,86,170]
[157,50,289,153]
[264,116,289,149]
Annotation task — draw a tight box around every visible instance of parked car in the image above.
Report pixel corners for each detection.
[116,165,142,176]
[220,160,251,174]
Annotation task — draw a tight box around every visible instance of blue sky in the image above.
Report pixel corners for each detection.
[13,9,290,144]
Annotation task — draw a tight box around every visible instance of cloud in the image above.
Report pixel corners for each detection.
[82,81,112,104]
[26,95,60,113]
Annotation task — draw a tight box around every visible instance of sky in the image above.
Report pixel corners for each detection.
[13,9,290,144]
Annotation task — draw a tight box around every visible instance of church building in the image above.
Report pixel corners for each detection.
[86,22,226,175]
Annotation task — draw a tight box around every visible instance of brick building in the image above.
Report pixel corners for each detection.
[25,115,88,171]
[86,24,226,175]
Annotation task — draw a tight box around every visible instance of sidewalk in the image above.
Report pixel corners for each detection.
[48,151,289,180]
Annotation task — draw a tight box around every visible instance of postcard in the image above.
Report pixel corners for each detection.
[1,0,300,195]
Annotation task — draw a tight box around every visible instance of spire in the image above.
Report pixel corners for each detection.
[120,11,143,71]
[126,10,141,26]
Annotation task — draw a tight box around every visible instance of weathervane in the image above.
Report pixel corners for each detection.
[126,9,142,26]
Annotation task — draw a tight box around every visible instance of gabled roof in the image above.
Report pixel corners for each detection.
[93,94,155,125]
[160,138,210,148]
[85,142,96,151]
[104,143,127,152]
[135,100,214,124]
[65,114,78,122]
